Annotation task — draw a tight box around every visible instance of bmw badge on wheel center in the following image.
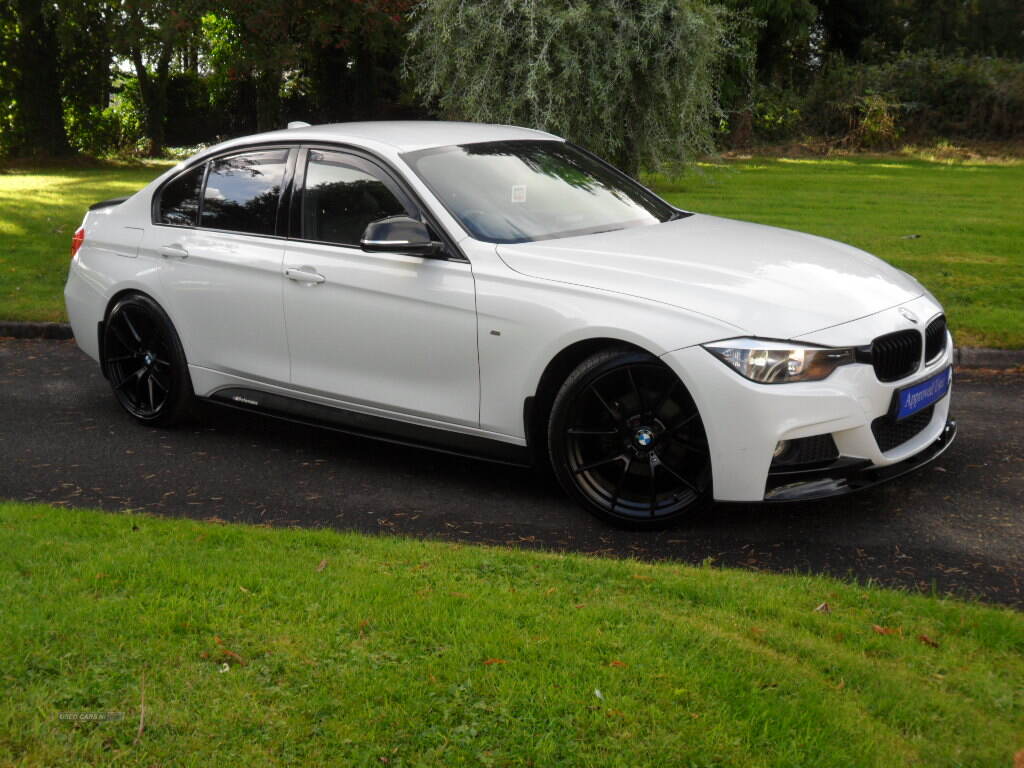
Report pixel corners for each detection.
[65,121,955,528]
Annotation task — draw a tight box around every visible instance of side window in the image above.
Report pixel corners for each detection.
[201,149,289,236]
[157,165,204,226]
[301,150,409,246]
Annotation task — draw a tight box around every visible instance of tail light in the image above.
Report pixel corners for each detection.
[71,226,85,258]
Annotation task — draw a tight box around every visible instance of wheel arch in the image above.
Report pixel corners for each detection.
[98,289,177,377]
[523,337,653,464]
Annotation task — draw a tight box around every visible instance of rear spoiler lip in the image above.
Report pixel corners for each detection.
[88,196,129,211]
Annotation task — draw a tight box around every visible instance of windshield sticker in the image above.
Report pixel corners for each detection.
[511,184,527,203]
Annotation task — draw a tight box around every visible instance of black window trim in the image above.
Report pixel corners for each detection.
[152,145,296,240]
[150,140,469,262]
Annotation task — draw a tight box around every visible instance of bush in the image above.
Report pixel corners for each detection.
[804,52,1024,143]
[750,85,804,142]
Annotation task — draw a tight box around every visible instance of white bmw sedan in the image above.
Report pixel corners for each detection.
[65,121,955,527]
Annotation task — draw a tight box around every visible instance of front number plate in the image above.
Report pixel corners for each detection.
[895,366,951,421]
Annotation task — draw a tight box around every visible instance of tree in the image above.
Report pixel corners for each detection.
[1,0,72,157]
[405,0,732,176]
[109,0,201,156]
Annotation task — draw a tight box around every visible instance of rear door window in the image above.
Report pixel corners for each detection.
[157,165,204,226]
[201,149,289,236]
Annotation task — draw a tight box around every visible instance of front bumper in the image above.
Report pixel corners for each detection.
[763,419,955,501]
[661,296,955,502]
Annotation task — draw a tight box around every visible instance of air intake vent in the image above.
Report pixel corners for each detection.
[871,329,921,382]
[871,405,934,452]
[925,315,947,363]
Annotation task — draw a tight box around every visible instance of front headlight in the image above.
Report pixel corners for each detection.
[703,338,855,384]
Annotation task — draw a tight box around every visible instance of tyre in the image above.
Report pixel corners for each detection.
[547,347,712,528]
[101,293,193,426]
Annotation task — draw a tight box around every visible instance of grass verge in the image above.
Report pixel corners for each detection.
[0,154,1022,347]
[1,501,1021,767]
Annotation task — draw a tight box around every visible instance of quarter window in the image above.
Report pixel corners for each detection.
[157,165,204,226]
[201,149,289,236]
[301,151,408,246]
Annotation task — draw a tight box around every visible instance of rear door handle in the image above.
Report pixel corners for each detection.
[285,266,326,284]
[158,244,189,259]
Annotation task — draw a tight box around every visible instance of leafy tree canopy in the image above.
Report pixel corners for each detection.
[405,0,736,175]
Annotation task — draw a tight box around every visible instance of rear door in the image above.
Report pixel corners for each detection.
[281,147,479,426]
[147,147,294,384]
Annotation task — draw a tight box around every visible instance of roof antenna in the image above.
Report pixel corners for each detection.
[287,121,312,129]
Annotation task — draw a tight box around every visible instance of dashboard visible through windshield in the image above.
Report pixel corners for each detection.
[402,140,678,244]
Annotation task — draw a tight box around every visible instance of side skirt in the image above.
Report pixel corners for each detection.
[204,387,534,468]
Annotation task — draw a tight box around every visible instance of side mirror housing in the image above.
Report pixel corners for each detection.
[361,216,441,257]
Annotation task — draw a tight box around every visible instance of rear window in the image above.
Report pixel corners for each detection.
[157,165,204,226]
[200,150,289,236]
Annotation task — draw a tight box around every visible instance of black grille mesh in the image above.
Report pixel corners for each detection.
[871,329,922,382]
[871,405,934,452]
[770,434,839,469]
[925,315,947,362]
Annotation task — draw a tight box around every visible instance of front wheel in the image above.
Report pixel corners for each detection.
[547,348,712,528]
[101,293,193,426]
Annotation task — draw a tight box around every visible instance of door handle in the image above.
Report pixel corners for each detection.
[158,244,189,259]
[285,266,326,284]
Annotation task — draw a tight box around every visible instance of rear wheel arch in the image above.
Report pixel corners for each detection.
[99,290,177,367]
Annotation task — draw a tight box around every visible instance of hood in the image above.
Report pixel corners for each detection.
[496,214,922,340]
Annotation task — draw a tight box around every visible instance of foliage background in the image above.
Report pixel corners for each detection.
[1,0,1023,164]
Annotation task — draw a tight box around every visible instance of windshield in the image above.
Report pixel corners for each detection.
[402,140,677,244]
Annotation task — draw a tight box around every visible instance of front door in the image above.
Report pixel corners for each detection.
[282,148,479,427]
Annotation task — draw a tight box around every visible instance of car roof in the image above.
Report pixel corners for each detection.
[198,121,563,159]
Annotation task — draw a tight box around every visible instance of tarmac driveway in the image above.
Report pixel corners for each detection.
[1,338,1021,606]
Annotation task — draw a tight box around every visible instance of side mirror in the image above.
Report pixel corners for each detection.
[361,216,441,257]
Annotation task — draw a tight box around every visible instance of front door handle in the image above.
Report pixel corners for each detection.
[158,244,189,259]
[285,266,326,284]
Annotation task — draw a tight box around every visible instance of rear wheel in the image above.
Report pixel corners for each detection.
[101,294,192,426]
[548,347,711,528]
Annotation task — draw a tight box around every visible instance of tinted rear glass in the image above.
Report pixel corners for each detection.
[201,150,289,235]
[158,165,204,226]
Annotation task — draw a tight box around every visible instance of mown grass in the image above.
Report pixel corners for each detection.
[653,155,1024,348]
[0,154,1021,346]
[0,160,173,323]
[1,501,1022,767]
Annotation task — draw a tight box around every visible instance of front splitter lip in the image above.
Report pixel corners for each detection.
[763,419,957,502]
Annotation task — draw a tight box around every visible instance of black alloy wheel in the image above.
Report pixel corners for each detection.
[548,348,712,528]
[101,294,192,426]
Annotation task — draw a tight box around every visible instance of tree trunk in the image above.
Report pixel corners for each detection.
[255,67,282,132]
[130,42,172,157]
[9,0,71,157]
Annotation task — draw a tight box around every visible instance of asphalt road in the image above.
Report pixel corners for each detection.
[2,338,1022,607]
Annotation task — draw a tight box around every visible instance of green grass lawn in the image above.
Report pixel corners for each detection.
[0,161,173,324]
[1,155,1022,346]
[2,502,1021,767]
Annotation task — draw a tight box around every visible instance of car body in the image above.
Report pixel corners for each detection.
[65,121,955,527]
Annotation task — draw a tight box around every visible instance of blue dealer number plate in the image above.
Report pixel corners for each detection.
[895,367,951,421]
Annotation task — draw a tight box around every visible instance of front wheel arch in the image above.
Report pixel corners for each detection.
[545,346,713,528]
[525,338,654,467]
